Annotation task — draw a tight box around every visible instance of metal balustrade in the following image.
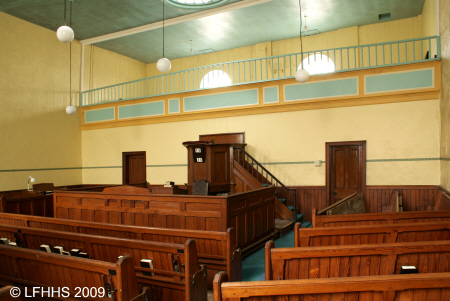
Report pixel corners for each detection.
[81,36,440,107]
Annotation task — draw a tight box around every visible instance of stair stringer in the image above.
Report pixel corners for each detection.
[233,162,294,221]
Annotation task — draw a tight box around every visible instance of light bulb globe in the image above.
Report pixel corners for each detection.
[157,58,171,73]
[66,105,76,115]
[295,68,309,83]
[57,25,74,43]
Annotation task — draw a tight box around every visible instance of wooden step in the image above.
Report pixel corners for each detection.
[275,219,295,237]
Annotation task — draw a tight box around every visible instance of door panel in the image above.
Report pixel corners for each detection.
[326,141,366,206]
[122,152,146,184]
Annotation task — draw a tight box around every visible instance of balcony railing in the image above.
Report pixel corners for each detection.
[81,36,440,107]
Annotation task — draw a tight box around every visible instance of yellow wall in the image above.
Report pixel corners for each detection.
[421,0,438,37]
[82,99,440,186]
[83,45,147,91]
[0,12,82,190]
[440,0,450,191]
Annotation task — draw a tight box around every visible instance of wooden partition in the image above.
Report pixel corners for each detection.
[312,208,450,227]
[0,245,146,301]
[265,240,450,281]
[295,221,450,247]
[53,187,275,252]
[0,212,241,288]
[0,194,53,217]
[0,224,206,301]
[213,271,450,301]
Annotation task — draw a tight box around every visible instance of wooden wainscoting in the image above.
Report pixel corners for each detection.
[291,185,441,222]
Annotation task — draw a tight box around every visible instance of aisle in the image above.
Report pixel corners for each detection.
[242,230,295,281]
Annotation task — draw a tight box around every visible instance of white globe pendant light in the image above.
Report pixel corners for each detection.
[57,0,75,43]
[295,0,309,83]
[157,0,171,73]
[295,68,309,83]
[66,105,76,115]
[157,58,171,73]
[57,25,74,43]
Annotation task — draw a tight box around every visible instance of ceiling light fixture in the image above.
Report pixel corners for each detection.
[57,0,74,43]
[295,0,309,83]
[157,0,171,73]
[66,0,76,115]
[303,15,308,32]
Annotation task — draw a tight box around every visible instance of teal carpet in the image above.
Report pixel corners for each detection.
[242,230,295,281]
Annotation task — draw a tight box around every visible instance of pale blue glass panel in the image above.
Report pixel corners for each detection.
[118,101,164,119]
[285,78,358,101]
[365,69,433,93]
[169,98,180,114]
[264,87,279,103]
[85,108,115,123]
[184,89,258,112]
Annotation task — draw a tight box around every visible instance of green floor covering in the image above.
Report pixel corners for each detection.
[242,230,294,281]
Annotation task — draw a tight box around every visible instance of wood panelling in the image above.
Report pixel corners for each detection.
[295,221,450,248]
[0,212,241,288]
[214,271,450,301]
[53,187,275,252]
[0,246,142,301]
[0,224,206,301]
[0,194,53,217]
[291,185,441,222]
[266,240,450,281]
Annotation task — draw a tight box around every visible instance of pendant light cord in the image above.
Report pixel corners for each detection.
[162,0,165,58]
[64,0,67,25]
[299,0,303,61]
[69,0,72,106]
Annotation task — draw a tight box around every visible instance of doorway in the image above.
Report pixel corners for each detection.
[326,141,366,206]
[122,151,146,184]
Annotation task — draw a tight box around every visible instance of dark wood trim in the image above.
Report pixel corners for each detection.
[122,151,146,185]
[325,140,366,207]
[199,132,245,144]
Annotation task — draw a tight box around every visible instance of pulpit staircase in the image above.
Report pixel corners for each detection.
[233,147,311,237]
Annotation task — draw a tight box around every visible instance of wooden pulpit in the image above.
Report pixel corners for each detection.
[183,141,236,194]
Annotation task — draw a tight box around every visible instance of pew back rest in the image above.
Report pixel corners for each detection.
[213,271,450,301]
[294,221,450,247]
[0,224,206,301]
[0,212,241,286]
[429,191,450,211]
[0,245,140,301]
[311,208,450,227]
[265,240,450,280]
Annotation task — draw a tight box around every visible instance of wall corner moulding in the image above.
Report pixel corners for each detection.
[81,61,441,131]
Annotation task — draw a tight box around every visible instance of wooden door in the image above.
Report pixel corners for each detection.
[326,141,366,205]
[122,151,146,184]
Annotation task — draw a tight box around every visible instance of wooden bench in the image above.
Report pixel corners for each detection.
[0,224,206,301]
[0,212,241,288]
[0,245,149,301]
[295,221,450,247]
[265,240,450,280]
[312,207,450,227]
[213,271,450,301]
[53,186,275,255]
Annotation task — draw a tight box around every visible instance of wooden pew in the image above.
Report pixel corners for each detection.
[0,224,206,301]
[0,245,149,301]
[295,221,450,247]
[265,240,450,280]
[311,207,450,227]
[382,190,402,212]
[0,212,241,287]
[53,186,275,255]
[213,271,450,301]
